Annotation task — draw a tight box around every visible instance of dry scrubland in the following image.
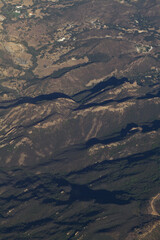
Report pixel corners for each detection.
[0,0,159,239]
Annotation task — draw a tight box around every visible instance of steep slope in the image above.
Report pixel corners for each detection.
[0,0,159,239]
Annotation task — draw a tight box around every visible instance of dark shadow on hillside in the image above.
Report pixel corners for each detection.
[43,182,131,206]
[0,92,72,109]
[84,123,139,149]
[138,90,160,99]
[72,77,129,103]
[74,96,133,110]
[67,147,160,177]
[68,184,131,205]
[83,120,160,149]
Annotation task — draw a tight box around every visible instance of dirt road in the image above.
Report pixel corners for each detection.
[150,193,160,216]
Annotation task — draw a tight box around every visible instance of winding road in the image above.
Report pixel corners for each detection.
[150,193,160,216]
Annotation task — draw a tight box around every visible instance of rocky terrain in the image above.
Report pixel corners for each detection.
[0,0,160,239]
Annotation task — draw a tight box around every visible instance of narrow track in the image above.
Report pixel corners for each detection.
[150,193,160,216]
